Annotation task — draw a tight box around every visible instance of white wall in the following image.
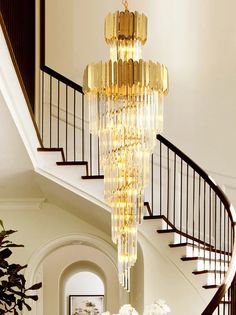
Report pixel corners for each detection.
[0,200,111,267]
[139,234,206,315]
[65,272,104,297]
[65,271,105,315]
[0,199,114,314]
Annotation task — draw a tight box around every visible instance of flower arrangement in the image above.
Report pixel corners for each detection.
[144,300,171,315]
[102,301,170,315]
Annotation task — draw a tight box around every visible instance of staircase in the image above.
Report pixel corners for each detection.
[37,65,236,315]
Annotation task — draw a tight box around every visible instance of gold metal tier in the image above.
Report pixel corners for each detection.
[83,59,168,95]
[105,10,148,45]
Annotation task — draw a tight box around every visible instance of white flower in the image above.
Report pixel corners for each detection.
[101,312,111,315]
[119,304,139,315]
[144,300,170,315]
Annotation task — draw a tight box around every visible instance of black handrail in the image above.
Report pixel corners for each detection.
[154,134,236,315]
[42,65,83,94]
[157,134,233,222]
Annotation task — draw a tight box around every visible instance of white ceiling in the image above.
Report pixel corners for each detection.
[46,0,236,179]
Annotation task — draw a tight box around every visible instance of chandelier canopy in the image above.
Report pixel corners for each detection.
[83,1,168,291]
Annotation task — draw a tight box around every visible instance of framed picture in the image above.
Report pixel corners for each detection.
[69,295,104,315]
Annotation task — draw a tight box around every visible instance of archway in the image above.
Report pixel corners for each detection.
[24,233,129,315]
[62,263,105,314]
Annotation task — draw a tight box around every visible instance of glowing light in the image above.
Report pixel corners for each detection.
[83,3,168,291]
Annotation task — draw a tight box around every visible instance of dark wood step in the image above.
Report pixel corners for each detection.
[181,257,225,263]
[144,215,166,221]
[202,284,220,289]
[193,270,226,275]
[37,147,65,161]
[220,301,231,304]
[169,242,213,250]
[157,229,176,234]
[82,175,104,180]
[56,161,88,166]
[147,214,214,249]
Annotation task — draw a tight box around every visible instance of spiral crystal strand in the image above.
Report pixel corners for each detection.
[83,8,168,291]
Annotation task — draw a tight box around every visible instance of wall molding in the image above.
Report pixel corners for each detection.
[0,198,45,209]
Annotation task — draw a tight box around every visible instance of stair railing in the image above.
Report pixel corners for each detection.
[38,66,236,312]
[38,2,236,310]
[145,134,236,314]
[39,65,101,176]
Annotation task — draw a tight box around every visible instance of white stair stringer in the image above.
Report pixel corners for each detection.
[36,150,107,210]
[0,24,108,215]
[139,218,229,309]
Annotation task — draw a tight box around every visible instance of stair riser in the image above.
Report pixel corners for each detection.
[196,273,226,286]
[185,247,231,261]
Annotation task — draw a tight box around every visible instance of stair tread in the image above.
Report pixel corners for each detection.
[57,161,88,166]
[38,147,64,152]
[37,147,65,161]
[181,256,227,262]
[202,284,220,289]
[192,270,226,275]
[157,229,176,234]
[144,215,166,220]
[82,175,104,179]
[169,242,213,249]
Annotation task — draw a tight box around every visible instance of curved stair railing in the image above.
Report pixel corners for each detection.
[38,66,236,314]
[145,135,236,314]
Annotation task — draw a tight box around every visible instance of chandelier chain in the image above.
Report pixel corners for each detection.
[122,0,129,10]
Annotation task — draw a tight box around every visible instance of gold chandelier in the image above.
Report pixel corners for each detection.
[83,0,168,291]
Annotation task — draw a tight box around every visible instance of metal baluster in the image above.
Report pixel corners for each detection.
[151,153,154,215]
[214,194,217,285]
[98,138,100,175]
[82,94,85,161]
[220,202,222,284]
[198,176,201,254]
[180,159,183,242]
[192,170,195,247]
[74,90,76,161]
[203,181,206,263]
[186,164,189,235]
[167,148,170,221]
[65,85,68,160]
[41,71,44,144]
[90,133,92,175]
[209,187,212,270]
[57,80,60,148]
[49,75,52,148]
[224,210,226,286]
[173,153,176,225]
[160,142,162,215]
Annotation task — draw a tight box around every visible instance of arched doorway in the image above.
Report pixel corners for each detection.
[64,268,105,314]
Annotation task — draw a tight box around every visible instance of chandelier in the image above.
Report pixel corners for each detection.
[83,0,168,291]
